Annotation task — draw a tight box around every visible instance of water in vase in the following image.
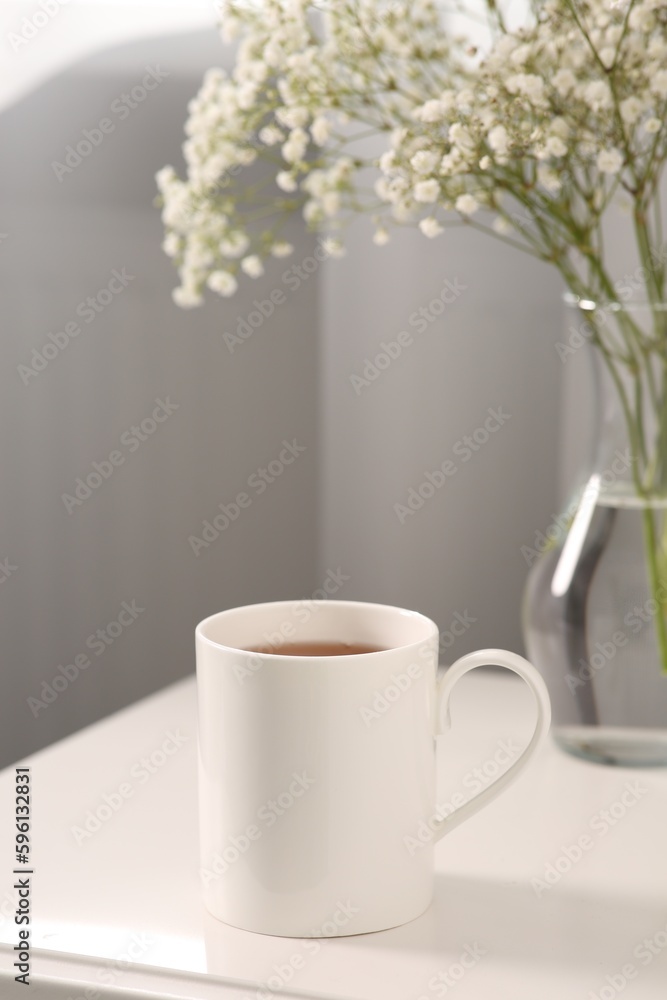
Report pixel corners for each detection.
[523,483,667,766]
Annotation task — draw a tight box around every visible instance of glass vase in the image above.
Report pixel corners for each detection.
[523,297,667,766]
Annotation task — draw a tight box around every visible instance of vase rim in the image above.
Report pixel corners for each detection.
[563,291,667,313]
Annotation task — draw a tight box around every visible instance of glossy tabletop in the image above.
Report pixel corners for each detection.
[1,672,666,999]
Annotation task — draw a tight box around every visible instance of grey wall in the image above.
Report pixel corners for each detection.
[319,219,564,660]
[0,32,320,767]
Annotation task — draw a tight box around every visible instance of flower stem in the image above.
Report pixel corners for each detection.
[642,505,667,674]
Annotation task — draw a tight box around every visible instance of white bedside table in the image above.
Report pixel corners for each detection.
[1,672,666,999]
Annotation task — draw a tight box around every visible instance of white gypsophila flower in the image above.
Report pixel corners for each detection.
[390,127,408,149]
[270,242,294,257]
[599,46,616,68]
[456,193,479,215]
[583,79,612,111]
[162,232,181,258]
[456,89,475,109]
[311,116,331,146]
[156,165,177,192]
[419,216,444,237]
[493,216,513,235]
[330,156,354,182]
[552,68,577,96]
[161,0,667,307]
[184,240,214,270]
[379,150,396,174]
[303,200,323,224]
[449,122,475,151]
[651,70,667,98]
[414,99,445,123]
[373,227,390,245]
[545,136,568,157]
[439,89,457,111]
[487,124,510,155]
[276,105,310,129]
[510,43,532,65]
[303,169,327,197]
[648,35,667,58]
[161,191,190,230]
[478,107,496,130]
[282,128,309,164]
[172,284,203,308]
[375,176,392,201]
[411,149,439,174]
[241,255,264,277]
[597,148,623,174]
[506,74,545,104]
[276,170,298,193]
[207,270,238,296]
[537,166,562,193]
[629,4,655,32]
[321,236,345,258]
[620,96,644,124]
[237,82,259,111]
[414,179,440,203]
[550,117,570,139]
[218,2,242,43]
[220,232,250,258]
[259,124,284,146]
[322,191,341,216]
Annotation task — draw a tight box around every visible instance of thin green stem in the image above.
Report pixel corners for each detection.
[643,507,667,674]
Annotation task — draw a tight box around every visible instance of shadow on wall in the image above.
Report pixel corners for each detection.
[0,30,320,767]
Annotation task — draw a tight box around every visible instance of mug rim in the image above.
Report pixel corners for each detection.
[195,599,439,659]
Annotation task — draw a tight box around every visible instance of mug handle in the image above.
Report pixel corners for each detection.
[431,648,551,843]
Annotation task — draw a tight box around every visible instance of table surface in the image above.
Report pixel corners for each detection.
[1,672,666,1000]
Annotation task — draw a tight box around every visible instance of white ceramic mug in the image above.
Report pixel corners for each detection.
[196,600,551,937]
